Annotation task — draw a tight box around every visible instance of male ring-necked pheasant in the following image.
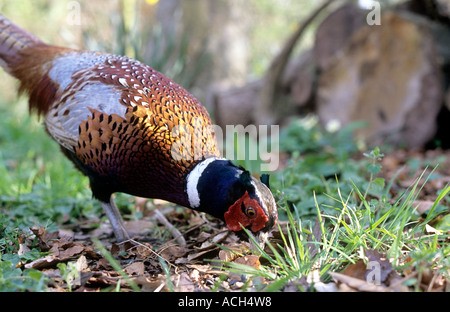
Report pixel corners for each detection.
[0,15,277,242]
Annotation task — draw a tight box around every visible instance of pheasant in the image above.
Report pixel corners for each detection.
[0,15,277,243]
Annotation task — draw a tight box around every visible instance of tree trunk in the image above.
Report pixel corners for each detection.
[316,10,446,148]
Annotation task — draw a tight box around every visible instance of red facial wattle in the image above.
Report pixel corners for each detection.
[224,191,269,232]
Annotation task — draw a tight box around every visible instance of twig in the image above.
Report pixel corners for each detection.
[153,209,187,247]
[256,0,334,125]
[126,239,177,269]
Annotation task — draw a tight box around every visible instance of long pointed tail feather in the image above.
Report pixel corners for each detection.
[0,14,43,73]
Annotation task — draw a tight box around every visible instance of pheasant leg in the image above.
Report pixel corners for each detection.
[100,197,130,242]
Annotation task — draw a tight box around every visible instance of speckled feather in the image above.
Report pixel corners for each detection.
[0,14,278,240]
[11,44,220,206]
[65,53,220,205]
[0,15,219,206]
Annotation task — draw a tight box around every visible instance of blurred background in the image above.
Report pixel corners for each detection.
[1,0,449,149]
[0,0,319,105]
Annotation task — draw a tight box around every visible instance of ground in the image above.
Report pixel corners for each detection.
[8,148,449,292]
[0,110,449,292]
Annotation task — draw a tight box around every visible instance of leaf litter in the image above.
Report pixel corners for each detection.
[9,148,450,292]
[13,206,266,292]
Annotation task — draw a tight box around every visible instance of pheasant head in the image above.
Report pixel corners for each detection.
[186,157,277,241]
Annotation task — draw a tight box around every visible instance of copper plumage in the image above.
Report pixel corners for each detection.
[0,14,277,242]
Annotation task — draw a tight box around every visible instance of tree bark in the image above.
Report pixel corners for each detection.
[253,0,335,126]
[317,10,446,148]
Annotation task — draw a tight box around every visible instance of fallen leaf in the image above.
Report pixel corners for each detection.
[30,227,59,251]
[196,232,212,243]
[124,262,145,276]
[218,242,251,262]
[131,274,166,292]
[365,249,392,284]
[57,244,85,259]
[332,250,397,291]
[425,224,443,235]
[187,248,218,263]
[124,242,155,259]
[197,231,229,251]
[329,272,388,292]
[24,242,85,270]
[186,264,221,274]
[233,255,260,269]
[18,238,31,257]
[124,220,153,235]
[159,245,187,262]
[95,258,113,271]
[24,255,60,270]
[76,255,88,272]
[227,255,261,284]
[340,260,367,280]
[420,269,447,291]
[174,272,195,292]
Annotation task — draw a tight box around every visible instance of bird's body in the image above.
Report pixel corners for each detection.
[0,15,277,242]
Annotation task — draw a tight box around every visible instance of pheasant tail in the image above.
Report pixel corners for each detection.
[0,15,43,73]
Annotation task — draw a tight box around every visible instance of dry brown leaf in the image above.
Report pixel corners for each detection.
[95,258,113,271]
[131,274,166,292]
[186,264,221,274]
[57,244,85,259]
[174,272,195,292]
[187,215,206,227]
[110,241,137,257]
[124,262,145,276]
[340,260,367,280]
[24,255,61,270]
[196,232,212,243]
[30,227,59,251]
[234,255,260,269]
[86,271,121,288]
[227,255,261,284]
[365,249,392,284]
[218,242,251,262]
[124,220,153,235]
[329,272,388,292]
[332,250,411,291]
[124,242,155,259]
[420,269,447,291]
[76,255,88,272]
[198,231,228,251]
[187,248,218,263]
[24,243,85,270]
[18,241,31,257]
[159,245,187,262]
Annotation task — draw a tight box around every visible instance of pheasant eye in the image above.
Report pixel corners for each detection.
[246,206,256,218]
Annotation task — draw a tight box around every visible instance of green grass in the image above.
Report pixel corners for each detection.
[221,117,450,291]
[0,99,97,223]
[222,166,449,291]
